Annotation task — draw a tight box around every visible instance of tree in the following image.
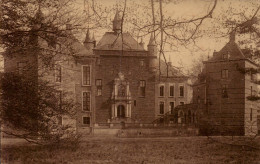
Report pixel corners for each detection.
[0,0,84,144]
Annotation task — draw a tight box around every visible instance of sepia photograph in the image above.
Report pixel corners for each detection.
[0,0,260,163]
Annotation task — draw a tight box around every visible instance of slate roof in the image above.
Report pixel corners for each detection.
[95,32,144,51]
[157,59,185,77]
[208,40,248,62]
[60,31,93,56]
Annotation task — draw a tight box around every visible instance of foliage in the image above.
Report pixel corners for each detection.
[0,72,77,144]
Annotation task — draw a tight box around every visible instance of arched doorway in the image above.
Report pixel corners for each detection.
[117,105,125,118]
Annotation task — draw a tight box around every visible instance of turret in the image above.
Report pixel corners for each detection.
[147,33,157,56]
[92,33,96,48]
[113,11,122,34]
[139,38,144,48]
[32,7,44,30]
[147,33,157,72]
[84,28,95,50]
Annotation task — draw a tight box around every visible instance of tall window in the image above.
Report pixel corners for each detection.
[250,108,253,121]
[159,85,164,97]
[82,66,91,85]
[96,79,102,96]
[169,85,174,97]
[170,102,175,114]
[83,117,90,125]
[221,69,228,79]
[140,80,146,97]
[17,62,27,74]
[140,60,144,67]
[250,86,253,96]
[82,92,91,111]
[159,102,164,114]
[179,85,184,97]
[55,64,61,82]
[58,91,62,110]
[222,84,228,98]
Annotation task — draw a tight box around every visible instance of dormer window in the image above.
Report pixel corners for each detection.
[222,52,229,60]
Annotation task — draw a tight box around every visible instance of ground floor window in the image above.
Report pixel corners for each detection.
[83,117,90,125]
[170,102,174,114]
[83,92,91,111]
[159,102,164,114]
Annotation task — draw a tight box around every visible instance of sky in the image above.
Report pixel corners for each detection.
[71,0,259,70]
[1,0,259,72]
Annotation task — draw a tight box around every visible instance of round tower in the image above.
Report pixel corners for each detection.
[147,33,157,71]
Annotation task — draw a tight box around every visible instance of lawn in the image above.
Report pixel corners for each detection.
[1,137,260,164]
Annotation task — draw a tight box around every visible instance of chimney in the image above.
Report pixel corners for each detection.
[229,30,235,42]
[213,50,217,57]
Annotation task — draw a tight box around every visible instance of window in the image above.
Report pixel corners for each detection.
[169,85,174,97]
[82,92,91,111]
[134,100,136,106]
[159,85,164,97]
[96,58,101,65]
[118,84,126,97]
[139,80,146,97]
[58,91,62,110]
[170,102,175,114]
[180,102,184,105]
[250,71,254,81]
[82,66,91,85]
[55,64,61,82]
[179,85,184,97]
[17,62,27,74]
[250,108,253,121]
[251,86,253,96]
[197,96,200,103]
[96,79,102,96]
[159,102,164,114]
[222,52,229,60]
[221,69,228,79]
[222,84,228,98]
[83,117,90,125]
[140,60,144,66]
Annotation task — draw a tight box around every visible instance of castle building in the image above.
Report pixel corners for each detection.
[3,11,192,135]
[193,32,260,136]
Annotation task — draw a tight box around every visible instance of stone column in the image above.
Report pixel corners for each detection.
[126,104,129,117]
[111,104,115,118]
[114,105,117,118]
[129,104,131,118]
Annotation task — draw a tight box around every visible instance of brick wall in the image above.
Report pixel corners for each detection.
[94,50,156,124]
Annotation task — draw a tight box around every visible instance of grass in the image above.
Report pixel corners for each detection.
[1,137,260,164]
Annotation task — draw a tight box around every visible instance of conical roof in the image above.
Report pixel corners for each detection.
[84,28,92,43]
[148,33,156,46]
